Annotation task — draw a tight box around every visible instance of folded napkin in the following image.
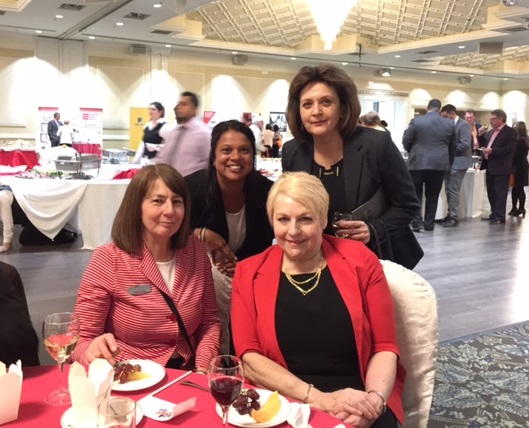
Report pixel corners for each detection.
[68,359,114,428]
[138,396,196,421]
[0,360,23,426]
[287,402,311,428]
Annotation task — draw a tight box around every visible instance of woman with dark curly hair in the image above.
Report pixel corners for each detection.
[282,64,422,269]
[510,121,529,217]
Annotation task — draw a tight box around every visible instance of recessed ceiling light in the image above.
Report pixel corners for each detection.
[165,44,171,48]
[394,55,401,58]
[469,74,474,77]
[35,30,42,34]
[232,51,238,55]
[89,36,95,40]
[342,62,348,65]
[458,45,465,49]
[116,22,124,26]
[431,71,437,74]
[56,15,63,19]
[291,57,296,60]
[153,2,162,7]
[504,78,509,80]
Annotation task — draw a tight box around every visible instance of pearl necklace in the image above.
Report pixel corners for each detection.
[282,253,324,296]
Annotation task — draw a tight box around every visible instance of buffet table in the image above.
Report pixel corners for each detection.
[0,150,39,169]
[72,143,102,156]
[2,176,130,250]
[9,366,340,427]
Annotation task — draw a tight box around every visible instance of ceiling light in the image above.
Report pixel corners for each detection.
[116,22,124,26]
[89,36,95,40]
[232,51,238,55]
[378,68,391,77]
[291,57,296,60]
[431,71,437,74]
[56,15,63,19]
[307,0,355,50]
[502,0,519,6]
[394,55,401,58]
[458,45,465,49]
[342,62,348,65]
[35,30,42,34]
[165,44,171,48]
[504,77,509,80]
[153,2,162,7]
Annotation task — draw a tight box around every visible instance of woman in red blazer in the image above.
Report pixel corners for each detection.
[72,164,220,372]
[231,172,404,428]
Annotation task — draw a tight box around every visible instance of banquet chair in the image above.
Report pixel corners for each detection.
[381,260,438,428]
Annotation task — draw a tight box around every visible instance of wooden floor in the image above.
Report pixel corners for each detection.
[1,210,528,365]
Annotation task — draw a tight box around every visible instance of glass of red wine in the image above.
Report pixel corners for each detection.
[209,355,244,427]
[42,312,80,406]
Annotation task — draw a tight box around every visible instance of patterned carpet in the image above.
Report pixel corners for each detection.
[428,321,529,428]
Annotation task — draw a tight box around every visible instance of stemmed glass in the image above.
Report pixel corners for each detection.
[209,355,244,427]
[42,312,80,406]
[332,211,354,238]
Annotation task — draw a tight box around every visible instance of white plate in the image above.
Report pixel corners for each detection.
[112,359,166,392]
[60,403,143,428]
[215,389,291,428]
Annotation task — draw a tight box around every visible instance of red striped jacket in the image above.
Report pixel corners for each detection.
[72,236,220,369]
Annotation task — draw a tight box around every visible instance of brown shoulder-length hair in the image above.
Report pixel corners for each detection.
[111,164,191,255]
[286,64,362,142]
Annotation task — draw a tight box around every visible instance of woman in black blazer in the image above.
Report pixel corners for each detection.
[510,121,529,217]
[282,64,422,269]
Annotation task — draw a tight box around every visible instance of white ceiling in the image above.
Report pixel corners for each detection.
[1,0,529,83]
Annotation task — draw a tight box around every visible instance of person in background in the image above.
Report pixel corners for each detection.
[272,124,282,158]
[479,109,516,224]
[510,121,529,217]
[282,64,421,270]
[57,119,75,147]
[231,172,404,428]
[185,120,274,352]
[263,123,274,157]
[465,109,487,153]
[134,102,168,165]
[0,261,40,367]
[47,112,62,147]
[72,164,220,371]
[439,104,473,228]
[403,99,456,232]
[358,111,388,132]
[249,115,267,156]
[156,92,211,177]
[0,186,14,252]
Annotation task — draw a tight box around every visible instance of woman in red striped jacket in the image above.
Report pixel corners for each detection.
[71,164,220,372]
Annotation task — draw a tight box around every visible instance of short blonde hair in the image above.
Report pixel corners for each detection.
[267,172,329,228]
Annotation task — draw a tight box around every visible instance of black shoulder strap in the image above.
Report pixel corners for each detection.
[157,289,195,358]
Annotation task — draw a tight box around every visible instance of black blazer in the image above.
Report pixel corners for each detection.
[282,127,421,267]
[480,125,516,175]
[185,169,274,261]
[513,138,529,187]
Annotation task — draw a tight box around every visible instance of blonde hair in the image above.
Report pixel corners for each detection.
[267,172,329,228]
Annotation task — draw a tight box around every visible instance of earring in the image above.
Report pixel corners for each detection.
[300,124,304,132]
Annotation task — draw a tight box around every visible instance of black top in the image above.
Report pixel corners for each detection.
[275,267,363,392]
[311,159,346,236]
[143,122,164,159]
[185,169,274,260]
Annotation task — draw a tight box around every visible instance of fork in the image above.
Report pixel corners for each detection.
[180,380,210,393]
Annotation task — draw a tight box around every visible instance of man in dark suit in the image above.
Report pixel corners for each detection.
[480,109,516,224]
[440,104,473,227]
[47,112,62,147]
[403,99,456,232]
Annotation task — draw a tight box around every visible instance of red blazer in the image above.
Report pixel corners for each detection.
[72,236,220,369]
[231,235,405,423]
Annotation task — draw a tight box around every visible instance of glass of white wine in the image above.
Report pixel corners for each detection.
[42,312,80,406]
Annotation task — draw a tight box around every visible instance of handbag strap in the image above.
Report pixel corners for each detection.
[157,288,195,358]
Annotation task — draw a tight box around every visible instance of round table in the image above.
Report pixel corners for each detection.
[11,365,341,427]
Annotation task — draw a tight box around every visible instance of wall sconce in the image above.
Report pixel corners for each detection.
[378,68,391,77]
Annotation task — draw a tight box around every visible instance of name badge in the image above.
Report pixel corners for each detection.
[128,285,152,296]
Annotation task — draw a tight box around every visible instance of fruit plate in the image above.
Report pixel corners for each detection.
[112,359,166,392]
[60,403,143,428]
[215,389,290,428]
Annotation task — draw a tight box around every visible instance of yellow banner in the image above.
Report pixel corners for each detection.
[129,107,150,150]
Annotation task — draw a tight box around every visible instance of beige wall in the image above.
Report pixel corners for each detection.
[0,36,527,149]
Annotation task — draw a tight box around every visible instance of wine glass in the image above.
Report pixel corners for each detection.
[332,211,354,238]
[209,355,244,427]
[42,312,80,406]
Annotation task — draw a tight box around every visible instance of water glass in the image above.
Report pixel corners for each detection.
[98,397,137,428]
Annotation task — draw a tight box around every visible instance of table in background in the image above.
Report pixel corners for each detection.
[10,366,340,427]
[3,176,130,250]
[0,150,39,169]
[72,143,102,156]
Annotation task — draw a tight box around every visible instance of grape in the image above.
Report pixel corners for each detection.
[251,400,261,410]
[247,389,260,400]
[232,388,261,416]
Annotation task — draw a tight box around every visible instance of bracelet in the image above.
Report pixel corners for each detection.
[368,390,387,413]
[199,227,207,243]
[194,369,207,375]
[303,383,313,404]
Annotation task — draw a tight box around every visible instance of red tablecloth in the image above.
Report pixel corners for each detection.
[72,143,102,156]
[9,366,340,427]
[0,150,39,169]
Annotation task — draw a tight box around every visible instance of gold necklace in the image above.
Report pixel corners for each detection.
[282,253,324,296]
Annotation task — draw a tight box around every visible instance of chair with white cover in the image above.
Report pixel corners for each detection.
[381,260,438,428]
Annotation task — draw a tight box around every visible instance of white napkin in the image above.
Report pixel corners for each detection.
[287,402,311,428]
[68,359,114,428]
[138,396,197,421]
[0,360,23,426]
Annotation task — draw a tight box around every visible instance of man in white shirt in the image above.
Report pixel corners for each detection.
[156,91,211,177]
[249,115,267,156]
